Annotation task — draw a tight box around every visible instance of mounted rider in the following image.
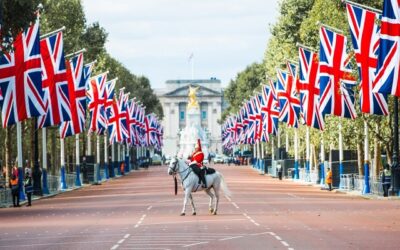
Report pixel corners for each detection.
[189,139,207,188]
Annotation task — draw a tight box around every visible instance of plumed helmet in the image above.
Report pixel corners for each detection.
[195,139,202,151]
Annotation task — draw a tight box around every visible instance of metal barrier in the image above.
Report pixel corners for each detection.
[339,174,354,190]
[0,188,12,206]
[65,173,75,189]
[47,175,60,193]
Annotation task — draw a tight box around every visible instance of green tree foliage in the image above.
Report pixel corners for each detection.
[40,0,86,54]
[0,0,41,54]
[222,62,265,121]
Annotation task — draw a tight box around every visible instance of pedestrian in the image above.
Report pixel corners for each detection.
[277,164,283,180]
[120,162,125,175]
[24,168,33,206]
[381,164,391,197]
[9,173,19,207]
[326,167,333,191]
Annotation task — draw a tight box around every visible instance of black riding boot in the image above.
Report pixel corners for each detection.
[201,169,207,188]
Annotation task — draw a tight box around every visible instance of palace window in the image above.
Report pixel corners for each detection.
[180,111,185,121]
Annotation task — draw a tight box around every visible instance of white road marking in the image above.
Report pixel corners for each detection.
[124,234,130,239]
[281,241,289,246]
[118,239,125,244]
[147,206,153,210]
[219,236,243,241]
[231,202,239,209]
[182,242,208,247]
[110,245,119,250]
[269,232,276,236]
[275,236,282,240]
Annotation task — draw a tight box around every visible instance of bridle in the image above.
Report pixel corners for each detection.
[169,157,190,175]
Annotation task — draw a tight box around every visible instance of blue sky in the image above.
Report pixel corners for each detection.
[82,0,280,89]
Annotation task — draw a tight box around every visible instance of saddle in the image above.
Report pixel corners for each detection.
[205,167,216,175]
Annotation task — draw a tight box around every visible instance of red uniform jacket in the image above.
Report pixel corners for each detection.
[190,150,204,167]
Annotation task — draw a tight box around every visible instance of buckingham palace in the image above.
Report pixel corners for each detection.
[156,78,225,158]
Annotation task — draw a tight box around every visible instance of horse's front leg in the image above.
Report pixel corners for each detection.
[189,194,196,215]
[205,189,214,214]
[181,189,190,216]
[213,187,219,215]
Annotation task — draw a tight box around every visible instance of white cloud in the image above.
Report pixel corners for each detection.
[82,0,280,88]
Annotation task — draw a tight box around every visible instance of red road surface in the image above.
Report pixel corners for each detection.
[0,164,399,250]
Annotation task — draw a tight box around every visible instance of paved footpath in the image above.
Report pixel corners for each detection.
[0,164,399,250]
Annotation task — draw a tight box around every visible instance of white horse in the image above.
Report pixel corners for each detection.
[168,157,231,216]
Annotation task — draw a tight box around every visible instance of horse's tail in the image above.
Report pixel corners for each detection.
[217,172,232,198]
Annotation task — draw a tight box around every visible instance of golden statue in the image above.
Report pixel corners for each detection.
[187,86,200,109]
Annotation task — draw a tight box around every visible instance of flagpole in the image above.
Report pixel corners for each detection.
[65,48,86,59]
[343,0,382,14]
[320,138,325,186]
[316,21,344,34]
[253,143,256,168]
[17,122,26,200]
[125,142,130,173]
[60,138,67,189]
[75,134,82,186]
[42,128,49,194]
[277,128,281,150]
[104,134,109,180]
[95,135,100,184]
[285,132,289,154]
[87,133,91,156]
[40,26,66,39]
[296,42,317,52]
[294,129,299,180]
[117,144,121,175]
[363,119,371,194]
[306,127,310,182]
[339,118,344,189]
[111,142,115,177]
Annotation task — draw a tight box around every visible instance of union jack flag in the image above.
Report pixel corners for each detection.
[103,78,117,112]
[38,31,71,128]
[319,26,357,119]
[107,89,128,144]
[144,113,158,147]
[276,67,300,128]
[373,0,400,97]
[87,72,107,135]
[261,81,280,136]
[0,21,46,127]
[297,47,325,130]
[255,93,269,142]
[126,99,139,146]
[251,95,263,142]
[346,3,389,115]
[59,56,93,138]
[245,100,256,144]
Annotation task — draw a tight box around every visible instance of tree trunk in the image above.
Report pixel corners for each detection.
[357,141,363,175]
[385,143,392,166]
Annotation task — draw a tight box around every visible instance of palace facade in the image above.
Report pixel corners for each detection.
[156,78,225,158]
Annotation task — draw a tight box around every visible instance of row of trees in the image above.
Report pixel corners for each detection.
[0,0,163,174]
[222,0,389,176]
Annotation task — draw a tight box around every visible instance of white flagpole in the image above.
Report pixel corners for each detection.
[87,133,91,155]
[60,138,67,189]
[75,134,81,186]
[320,138,325,186]
[17,122,26,200]
[42,128,49,194]
[363,120,370,194]
[306,127,310,181]
[95,135,100,183]
[277,127,281,148]
[104,134,109,179]
[294,129,299,180]
[285,132,289,153]
[117,144,121,175]
[339,119,343,188]
[111,142,115,176]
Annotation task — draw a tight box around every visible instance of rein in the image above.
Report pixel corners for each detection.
[170,160,193,195]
